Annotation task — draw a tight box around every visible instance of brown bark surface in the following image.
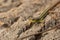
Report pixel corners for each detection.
[0,0,60,40]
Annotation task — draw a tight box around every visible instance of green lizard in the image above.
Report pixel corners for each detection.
[29,7,51,23]
[30,7,49,23]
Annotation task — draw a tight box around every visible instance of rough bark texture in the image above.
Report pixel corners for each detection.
[0,0,60,40]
